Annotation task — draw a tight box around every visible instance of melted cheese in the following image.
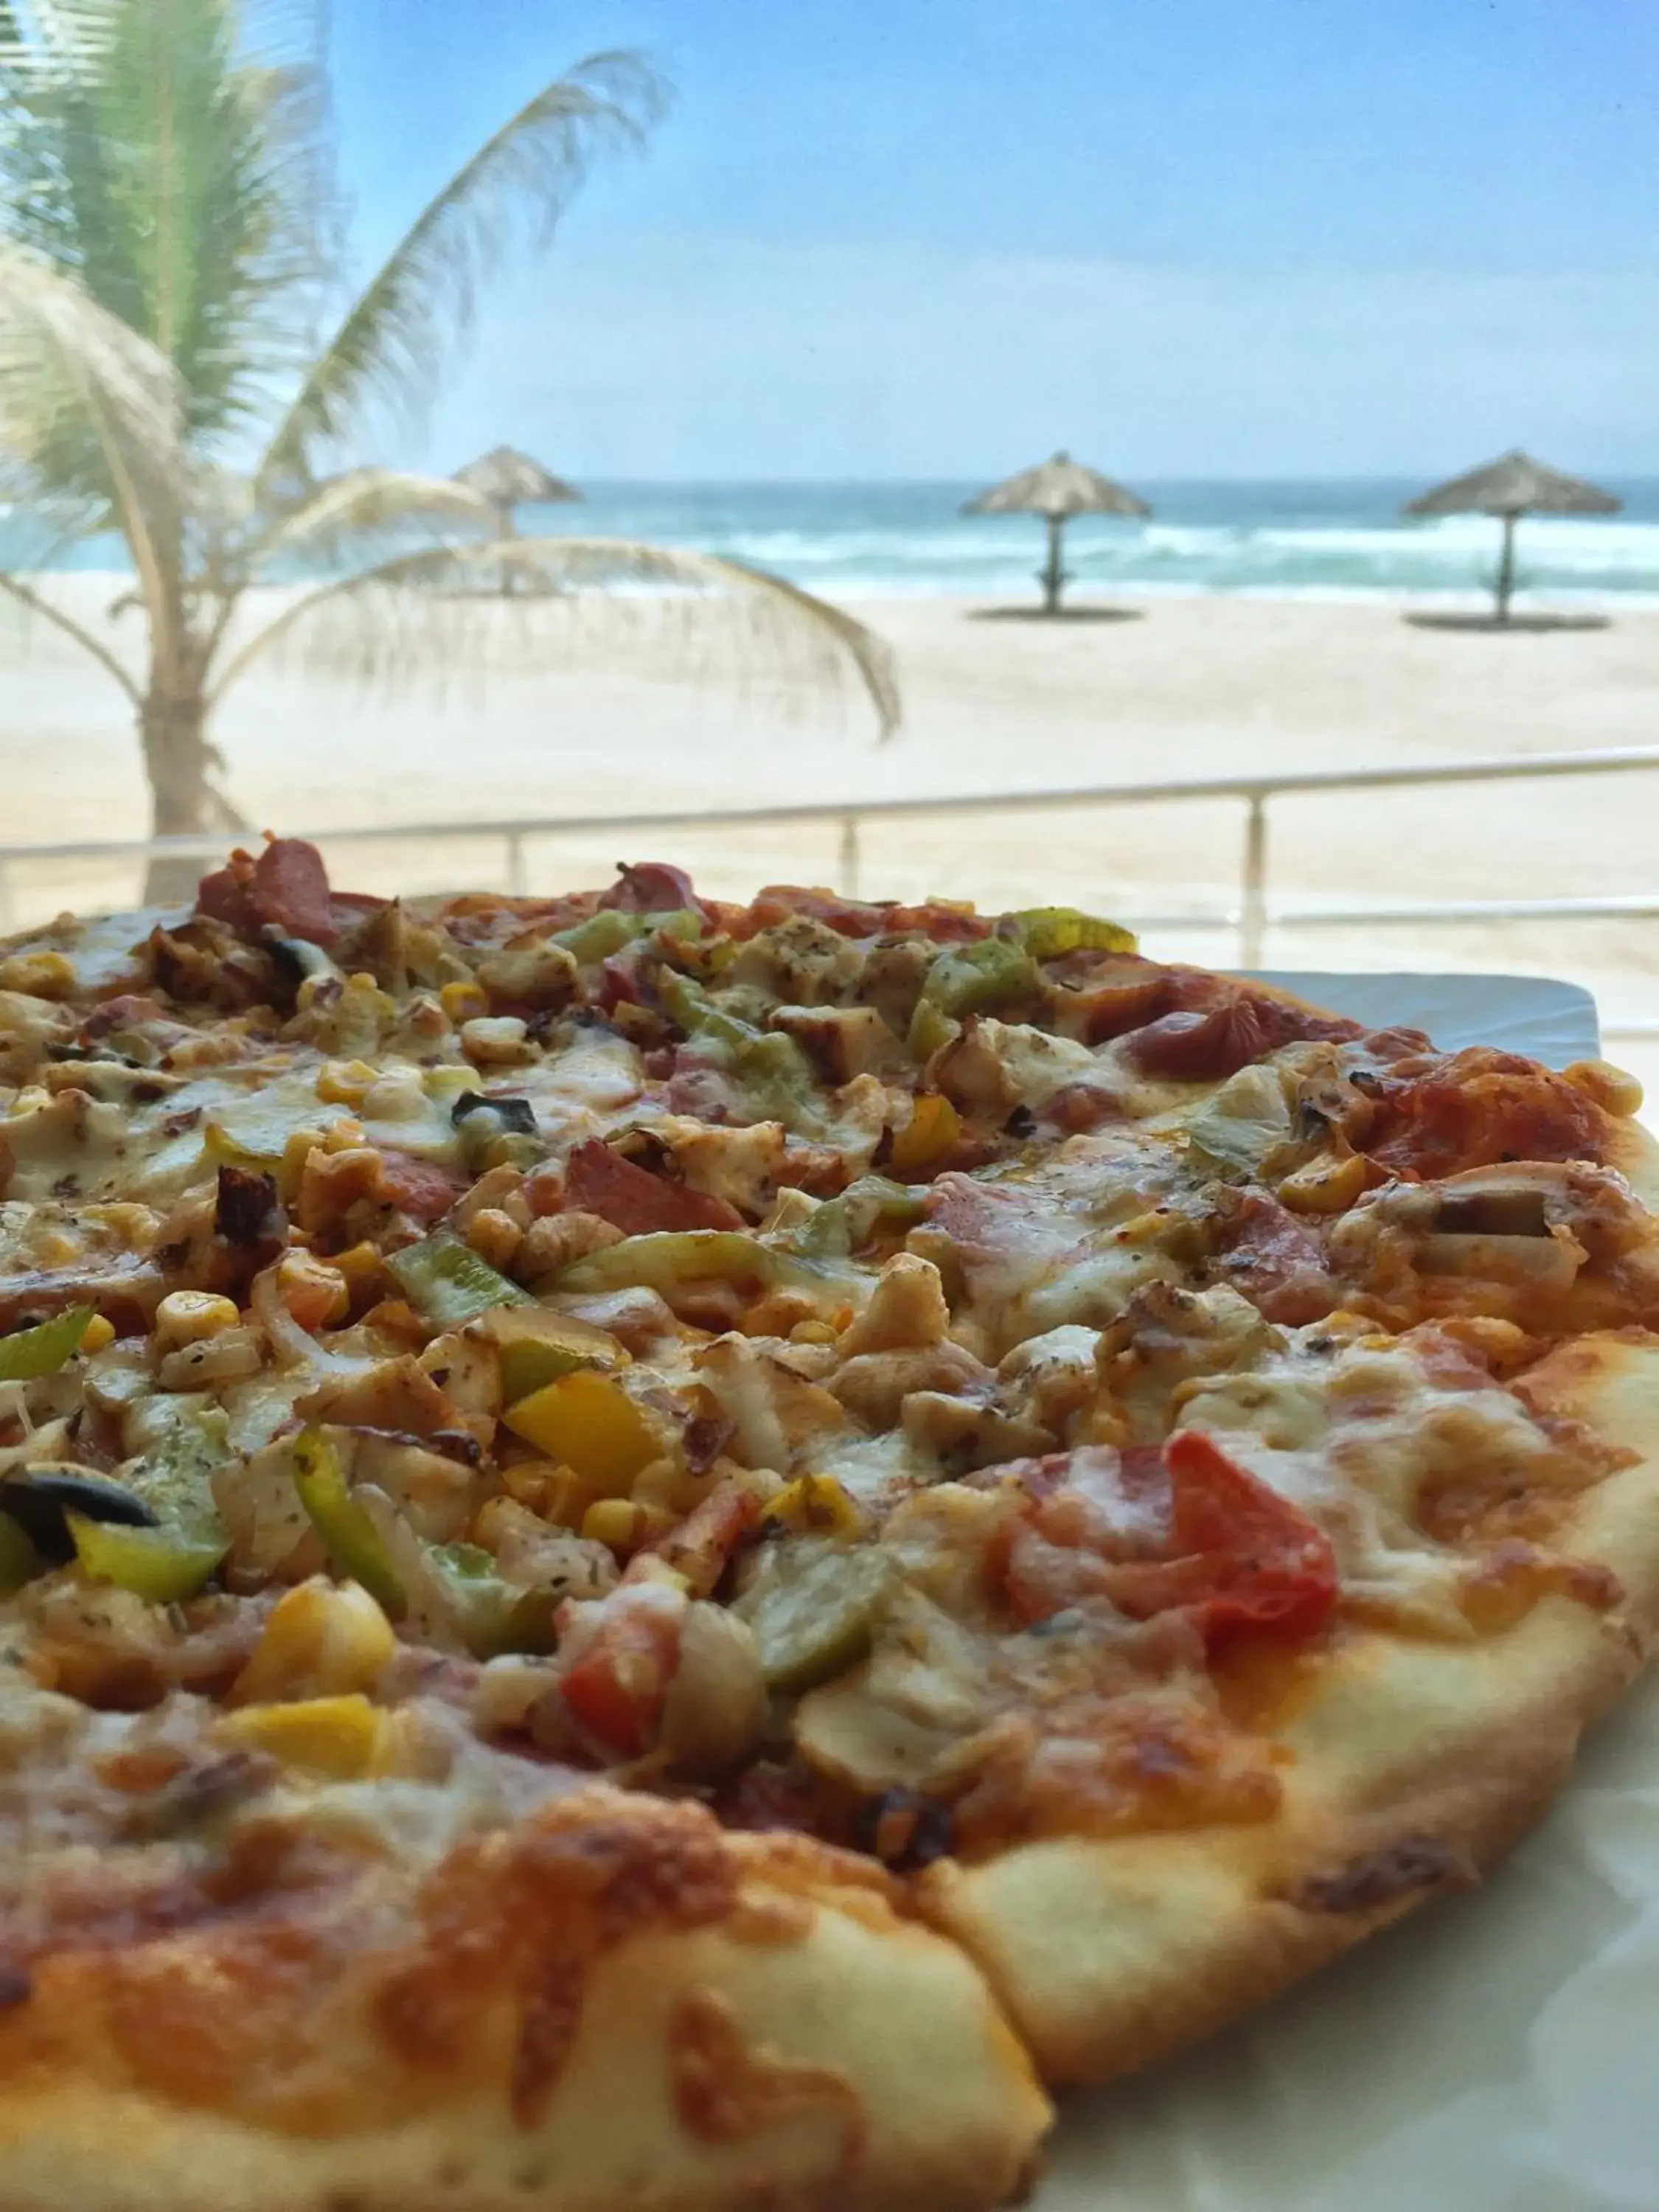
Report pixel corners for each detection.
[1178,1335,1562,1632]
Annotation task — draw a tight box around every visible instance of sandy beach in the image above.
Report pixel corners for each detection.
[4,576,1658,1083]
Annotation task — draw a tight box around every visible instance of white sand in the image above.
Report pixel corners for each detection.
[4,577,1658,1086]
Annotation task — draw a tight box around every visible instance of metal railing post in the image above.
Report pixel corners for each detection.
[838,815,861,900]
[1239,794,1268,968]
[505,832,528,897]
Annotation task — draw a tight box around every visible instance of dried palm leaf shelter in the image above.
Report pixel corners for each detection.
[964,451,1150,613]
[1405,451,1620,625]
[451,446,582,534]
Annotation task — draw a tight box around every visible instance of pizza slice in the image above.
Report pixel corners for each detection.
[0,844,1655,2211]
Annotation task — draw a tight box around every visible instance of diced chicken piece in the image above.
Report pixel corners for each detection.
[767,1004,904,1083]
[900,1388,1053,1471]
[838,1252,951,1357]
[296,1354,456,1437]
[997,1323,1103,1433]
[652,1117,788,1216]
[830,1340,992,1430]
[696,1334,846,1470]
[729,915,864,1005]
[352,1430,479,1543]
[515,1211,625,1281]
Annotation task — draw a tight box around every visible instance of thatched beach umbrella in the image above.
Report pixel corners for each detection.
[963,451,1150,613]
[452,446,581,538]
[1405,451,1619,625]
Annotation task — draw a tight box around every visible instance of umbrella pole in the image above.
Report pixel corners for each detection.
[1495,512,1517,625]
[498,500,516,599]
[1040,515,1066,614]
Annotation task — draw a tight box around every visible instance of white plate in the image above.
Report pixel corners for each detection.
[1037,973,1653,2212]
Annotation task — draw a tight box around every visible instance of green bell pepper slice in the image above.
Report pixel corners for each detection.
[291,1426,408,1619]
[386,1231,533,1330]
[791,1177,927,1261]
[428,1542,560,1658]
[658,974,824,1131]
[1012,908,1138,960]
[0,1306,94,1383]
[66,1512,226,1604]
[908,936,1037,1054]
[554,908,703,964]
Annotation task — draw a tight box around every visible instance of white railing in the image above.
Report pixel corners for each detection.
[5,743,1658,1040]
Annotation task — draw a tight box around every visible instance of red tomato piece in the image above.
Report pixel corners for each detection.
[557,1587,685,1759]
[1115,1430,1338,1644]
[630,1481,760,1597]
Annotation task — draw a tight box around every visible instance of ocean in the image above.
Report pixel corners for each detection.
[13,477,1659,605]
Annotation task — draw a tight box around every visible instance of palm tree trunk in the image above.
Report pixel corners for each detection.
[139,679,215,905]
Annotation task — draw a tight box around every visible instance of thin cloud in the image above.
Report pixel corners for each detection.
[428,232,1659,480]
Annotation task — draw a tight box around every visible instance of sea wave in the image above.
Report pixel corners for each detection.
[7,479,1657,605]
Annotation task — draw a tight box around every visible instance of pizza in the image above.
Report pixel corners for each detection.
[1,838,1658,2212]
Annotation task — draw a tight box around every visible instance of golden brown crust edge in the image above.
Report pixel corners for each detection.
[922,1330,1659,2086]
[0,1816,1050,2212]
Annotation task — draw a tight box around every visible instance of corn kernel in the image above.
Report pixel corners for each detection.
[626,1554,692,1595]
[274,1248,351,1329]
[214,1693,384,1778]
[582,1496,676,1555]
[888,1092,961,1176]
[740,1288,819,1338]
[331,1240,385,1287]
[279,1127,327,1200]
[1565,1059,1644,1117]
[466,1206,524,1274]
[322,1118,368,1153]
[0,950,76,1000]
[762,1473,863,1539]
[461,1015,533,1067]
[788,1317,839,1346]
[1277,1150,1371,1217]
[80,1315,116,1354]
[230,1579,397,1705]
[441,981,490,1023]
[153,1290,242,1354]
[316,1058,379,1107]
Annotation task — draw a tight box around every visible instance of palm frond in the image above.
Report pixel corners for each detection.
[0,567,142,699]
[1,0,338,449]
[0,237,186,620]
[254,50,667,498]
[208,536,901,742]
[248,466,493,572]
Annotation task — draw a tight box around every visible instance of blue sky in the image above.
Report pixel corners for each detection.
[330,1,1659,480]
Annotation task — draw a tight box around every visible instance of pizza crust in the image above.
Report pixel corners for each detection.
[0,1804,1049,2212]
[920,1330,1659,2084]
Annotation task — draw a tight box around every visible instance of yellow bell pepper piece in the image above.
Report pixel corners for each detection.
[887,1093,961,1177]
[502,1371,658,1491]
[762,1473,863,1540]
[1277,1150,1371,1217]
[215,1693,384,1778]
[230,1578,397,1705]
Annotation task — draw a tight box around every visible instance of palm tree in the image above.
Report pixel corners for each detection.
[0,2,897,900]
